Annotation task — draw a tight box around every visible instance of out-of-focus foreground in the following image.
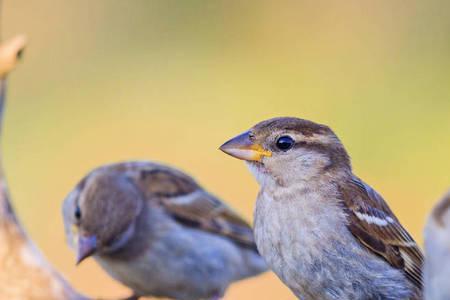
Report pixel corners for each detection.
[3,1,449,299]
[0,36,85,300]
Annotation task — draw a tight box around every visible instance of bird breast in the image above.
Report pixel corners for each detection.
[253,184,412,300]
[254,186,347,294]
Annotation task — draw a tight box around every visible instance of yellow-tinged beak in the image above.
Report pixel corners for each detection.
[220,131,272,162]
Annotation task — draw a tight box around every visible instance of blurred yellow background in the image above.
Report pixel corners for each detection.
[2,1,449,299]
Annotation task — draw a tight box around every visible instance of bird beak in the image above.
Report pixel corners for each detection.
[220,131,272,162]
[76,235,97,265]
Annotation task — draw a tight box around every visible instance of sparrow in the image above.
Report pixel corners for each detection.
[424,190,450,300]
[220,117,423,300]
[62,161,267,300]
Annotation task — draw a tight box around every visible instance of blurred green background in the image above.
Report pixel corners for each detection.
[3,1,449,299]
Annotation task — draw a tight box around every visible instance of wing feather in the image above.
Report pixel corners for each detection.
[115,161,257,250]
[340,176,423,289]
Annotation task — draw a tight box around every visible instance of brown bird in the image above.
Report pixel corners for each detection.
[424,190,450,300]
[62,161,267,300]
[220,117,423,300]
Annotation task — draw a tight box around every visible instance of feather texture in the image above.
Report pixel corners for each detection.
[90,161,257,251]
[64,161,266,300]
[137,165,256,249]
[77,161,256,251]
[340,177,423,289]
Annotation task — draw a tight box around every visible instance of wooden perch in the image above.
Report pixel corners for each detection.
[0,35,26,78]
[0,36,88,300]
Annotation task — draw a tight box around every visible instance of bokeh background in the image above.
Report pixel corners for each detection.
[2,1,449,299]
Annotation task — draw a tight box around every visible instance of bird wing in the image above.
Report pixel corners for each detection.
[339,176,423,289]
[126,162,257,250]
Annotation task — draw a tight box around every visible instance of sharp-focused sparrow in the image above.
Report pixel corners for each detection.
[424,190,450,300]
[62,161,267,300]
[220,117,423,300]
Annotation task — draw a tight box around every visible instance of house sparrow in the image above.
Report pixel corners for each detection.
[62,161,267,300]
[220,117,423,300]
[424,190,450,300]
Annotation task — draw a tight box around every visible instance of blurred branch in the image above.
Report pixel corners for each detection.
[0,36,88,299]
[0,35,25,78]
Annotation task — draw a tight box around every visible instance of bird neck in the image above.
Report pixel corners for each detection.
[100,201,171,261]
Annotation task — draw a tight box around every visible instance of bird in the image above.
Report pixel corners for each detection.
[62,161,267,300]
[424,190,450,300]
[220,117,423,300]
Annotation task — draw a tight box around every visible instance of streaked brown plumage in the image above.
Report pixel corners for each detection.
[63,161,266,300]
[135,166,257,249]
[340,177,423,288]
[221,116,423,299]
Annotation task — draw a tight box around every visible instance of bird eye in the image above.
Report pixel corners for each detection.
[276,136,295,151]
[74,206,82,221]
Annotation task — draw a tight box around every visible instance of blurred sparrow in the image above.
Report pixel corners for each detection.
[62,161,266,300]
[424,190,450,300]
[220,117,423,300]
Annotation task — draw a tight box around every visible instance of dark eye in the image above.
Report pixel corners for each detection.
[74,206,82,221]
[276,136,295,151]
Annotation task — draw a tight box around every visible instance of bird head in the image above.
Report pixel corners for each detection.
[62,171,143,265]
[220,117,351,186]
